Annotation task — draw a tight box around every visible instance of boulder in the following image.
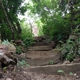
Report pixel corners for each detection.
[2,43,16,54]
[12,39,23,45]
[63,60,70,64]
[19,53,26,59]
[0,42,17,68]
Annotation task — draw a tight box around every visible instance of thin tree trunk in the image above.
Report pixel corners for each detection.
[0,0,14,39]
[16,21,22,34]
[5,9,21,39]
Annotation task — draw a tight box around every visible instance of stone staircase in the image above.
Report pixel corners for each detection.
[25,36,80,75]
[26,36,61,66]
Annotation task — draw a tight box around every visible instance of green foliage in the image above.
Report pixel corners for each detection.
[61,26,80,61]
[43,16,71,42]
[1,25,12,40]
[0,23,19,40]
[69,72,74,75]
[3,67,7,72]
[48,60,54,65]
[35,20,44,36]
[20,20,34,48]
[21,26,32,41]
[0,0,27,40]
[23,37,34,48]
[57,70,64,75]
[16,46,22,54]
[27,0,80,43]
[2,39,10,45]
[17,60,30,67]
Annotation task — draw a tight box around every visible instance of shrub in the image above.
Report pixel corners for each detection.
[16,45,23,54]
[20,25,34,48]
[61,25,80,61]
[23,37,34,48]
[17,60,30,67]
[43,16,71,42]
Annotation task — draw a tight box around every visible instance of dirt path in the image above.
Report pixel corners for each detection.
[0,36,80,80]
[0,66,80,80]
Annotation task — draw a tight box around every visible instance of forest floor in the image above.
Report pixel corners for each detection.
[0,65,80,80]
[0,50,80,80]
[0,54,80,80]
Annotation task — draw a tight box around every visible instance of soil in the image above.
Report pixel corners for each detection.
[0,38,80,80]
[0,52,80,80]
[0,65,80,80]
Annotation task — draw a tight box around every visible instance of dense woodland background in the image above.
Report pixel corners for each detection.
[0,0,80,61]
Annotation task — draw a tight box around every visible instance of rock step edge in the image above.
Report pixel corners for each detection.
[27,63,80,75]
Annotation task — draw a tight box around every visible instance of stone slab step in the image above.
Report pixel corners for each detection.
[26,55,61,66]
[26,50,60,66]
[28,45,52,51]
[27,63,80,75]
[32,42,48,46]
[27,49,60,59]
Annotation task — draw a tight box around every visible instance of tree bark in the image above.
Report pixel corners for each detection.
[0,0,14,39]
[5,9,21,39]
[16,21,22,34]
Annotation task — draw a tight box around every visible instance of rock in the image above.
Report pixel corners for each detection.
[72,58,80,63]
[3,43,16,54]
[0,53,16,67]
[63,60,70,64]
[0,44,16,57]
[50,41,56,48]
[0,39,2,44]
[6,78,12,80]
[12,39,23,45]
[69,34,78,40]
[0,45,8,53]
[19,53,26,59]
[0,43,17,68]
[0,72,3,78]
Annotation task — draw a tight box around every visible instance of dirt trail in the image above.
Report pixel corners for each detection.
[0,36,80,80]
[0,67,80,80]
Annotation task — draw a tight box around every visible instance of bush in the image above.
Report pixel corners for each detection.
[0,25,13,40]
[61,25,80,61]
[23,37,34,48]
[20,25,33,48]
[43,16,71,42]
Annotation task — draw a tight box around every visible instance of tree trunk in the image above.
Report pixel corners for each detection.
[0,0,14,39]
[16,21,22,34]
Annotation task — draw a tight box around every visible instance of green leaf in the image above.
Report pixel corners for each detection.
[69,72,74,75]
[57,70,64,73]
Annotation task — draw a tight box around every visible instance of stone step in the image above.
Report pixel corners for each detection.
[28,45,52,51]
[26,49,60,66]
[26,56,60,66]
[27,63,80,75]
[33,36,46,42]
[32,42,48,46]
[27,49,60,59]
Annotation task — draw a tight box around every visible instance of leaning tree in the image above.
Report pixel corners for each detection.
[0,0,27,40]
